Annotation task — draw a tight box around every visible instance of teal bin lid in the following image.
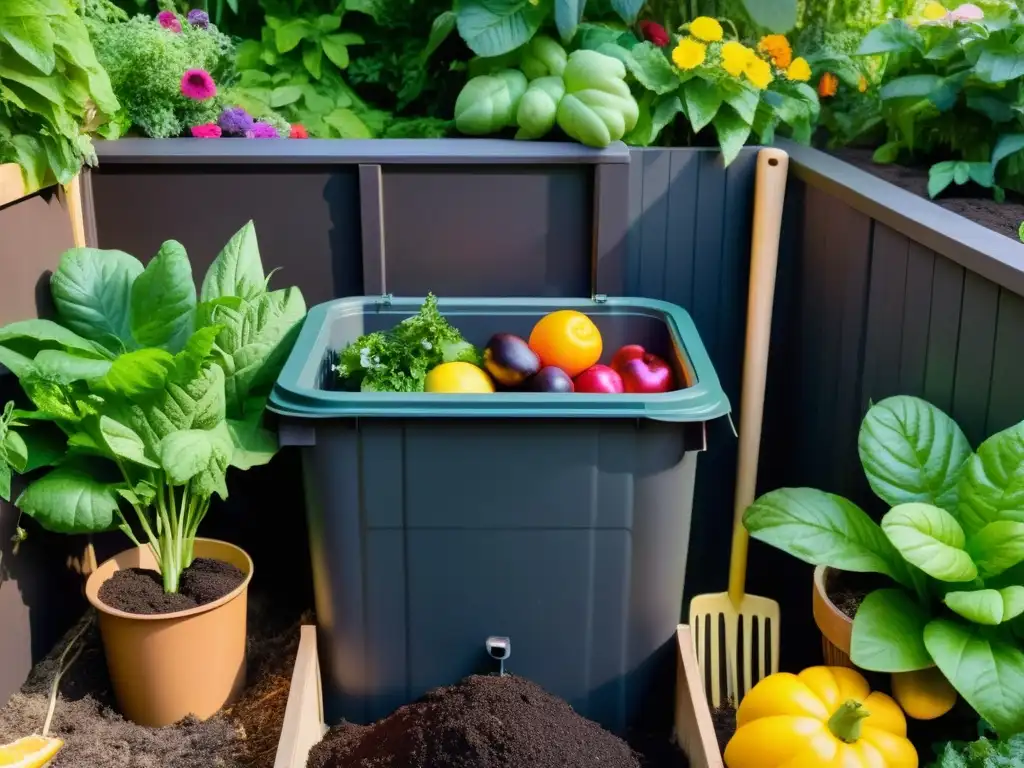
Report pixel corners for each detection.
[269,296,731,422]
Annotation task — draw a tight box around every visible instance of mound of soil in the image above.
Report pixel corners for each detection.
[0,590,310,768]
[307,674,644,768]
[98,558,246,615]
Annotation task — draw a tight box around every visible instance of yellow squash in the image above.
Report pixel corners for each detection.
[891,668,957,720]
[724,666,918,768]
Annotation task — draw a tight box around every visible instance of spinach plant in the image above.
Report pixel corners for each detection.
[744,395,1024,737]
[848,5,1024,198]
[0,222,306,593]
[930,721,1024,766]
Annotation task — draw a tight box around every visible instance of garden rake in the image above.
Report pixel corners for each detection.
[687,146,788,710]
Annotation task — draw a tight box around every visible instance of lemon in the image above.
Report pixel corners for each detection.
[0,735,63,768]
[891,668,957,720]
[424,362,495,393]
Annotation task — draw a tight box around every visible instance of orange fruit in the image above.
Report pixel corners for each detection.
[528,310,602,378]
[424,362,495,393]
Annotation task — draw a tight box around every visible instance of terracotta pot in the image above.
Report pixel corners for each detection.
[84,538,254,727]
[812,565,854,668]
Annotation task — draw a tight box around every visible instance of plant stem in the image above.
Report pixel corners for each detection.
[827,700,870,743]
[42,615,92,738]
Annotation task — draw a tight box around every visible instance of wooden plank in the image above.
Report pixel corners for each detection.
[675,625,722,768]
[952,271,999,446]
[275,625,327,768]
[861,224,910,409]
[898,244,935,397]
[923,256,965,413]
[986,288,1024,435]
[0,164,27,208]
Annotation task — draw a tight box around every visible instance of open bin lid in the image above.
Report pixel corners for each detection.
[268,296,731,423]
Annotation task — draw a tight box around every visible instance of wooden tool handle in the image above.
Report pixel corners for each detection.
[727,147,789,607]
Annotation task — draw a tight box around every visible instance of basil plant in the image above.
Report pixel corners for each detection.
[0,222,305,593]
[744,395,1024,737]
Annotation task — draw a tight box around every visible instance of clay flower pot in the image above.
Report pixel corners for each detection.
[84,538,254,727]
[812,565,854,668]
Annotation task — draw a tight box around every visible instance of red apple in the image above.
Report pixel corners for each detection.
[611,346,674,393]
[573,364,624,393]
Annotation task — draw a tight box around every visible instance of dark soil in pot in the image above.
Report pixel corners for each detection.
[98,557,246,614]
[832,148,1024,241]
[710,700,736,756]
[307,673,687,768]
[824,568,891,620]
[0,588,310,767]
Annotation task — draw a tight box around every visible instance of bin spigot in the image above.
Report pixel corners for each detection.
[485,636,511,676]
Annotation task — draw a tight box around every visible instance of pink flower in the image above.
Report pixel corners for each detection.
[246,122,279,138]
[949,3,983,20]
[638,20,670,47]
[180,69,216,101]
[157,10,182,32]
[289,123,309,139]
[190,123,222,138]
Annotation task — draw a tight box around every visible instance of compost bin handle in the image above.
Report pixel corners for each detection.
[727,147,789,608]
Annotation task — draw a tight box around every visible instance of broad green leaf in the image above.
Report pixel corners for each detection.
[924,618,1024,737]
[0,319,112,360]
[554,0,584,42]
[32,350,111,383]
[967,94,1015,123]
[0,463,11,502]
[0,57,63,104]
[275,19,311,53]
[322,34,361,69]
[227,399,279,469]
[858,395,972,511]
[200,221,266,303]
[615,42,679,95]
[0,15,57,74]
[21,379,85,422]
[880,74,945,101]
[739,0,796,32]
[93,348,176,400]
[16,466,120,533]
[684,78,723,133]
[968,520,1024,578]
[967,162,994,188]
[19,424,67,472]
[993,134,1024,169]
[974,45,1024,83]
[302,44,323,79]
[158,422,232,499]
[856,20,922,55]
[130,240,196,352]
[271,84,304,107]
[456,0,547,58]
[424,11,456,60]
[928,161,957,198]
[96,416,158,468]
[171,326,221,383]
[944,587,1024,625]
[881,503,977,582]
[723,82,760,125]
[316,13,342,32]
[127,364,226,454]
[743,488,912,586]
[51,247,144,352]
[712,108,752,167]
[3,430,28,473]
[323,108,373,138]
[850,588,932,671]
[610,0,643,23]
[873,141,902,164]
[0,346,35,377]
[958,420,1024,536]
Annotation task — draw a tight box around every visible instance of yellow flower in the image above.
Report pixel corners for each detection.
[721,40,754,77]
[672,37,707,70]
[757,34,792,69]
[858,74,868,92]
[745,56,773,89]
[689,16,723,42]
[786,56,811,81]
[922,1,948,19]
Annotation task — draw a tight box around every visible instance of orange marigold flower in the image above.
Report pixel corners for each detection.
[818,72,839,97]
[757,34,792,69]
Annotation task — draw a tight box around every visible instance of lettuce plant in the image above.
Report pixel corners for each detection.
[0,222,306,593]
[743,395,1024,737]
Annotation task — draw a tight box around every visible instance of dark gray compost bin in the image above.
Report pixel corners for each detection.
[269,295,730,734]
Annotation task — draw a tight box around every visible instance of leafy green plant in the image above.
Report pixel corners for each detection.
[90,11,235,138]
[0,222,306,593]
[930,721,1024,766]
[0,0,119,190]
[743,395,1024,738]
[847,4,1024,198]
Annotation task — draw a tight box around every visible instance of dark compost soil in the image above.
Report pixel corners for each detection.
[710,700,736,757]
[307,673,686,768]
[824,568,891,620]
[98,557,246,615]
[0,589,311,768]
[833,148,1024,241]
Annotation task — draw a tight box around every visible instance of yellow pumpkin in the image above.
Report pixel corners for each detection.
[724,666,918,768]
[891,668,957,720]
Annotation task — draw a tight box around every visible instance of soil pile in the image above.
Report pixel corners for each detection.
[307,674,643,768]
[98,558,246,614]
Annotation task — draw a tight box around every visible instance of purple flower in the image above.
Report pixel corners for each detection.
[218,106,255,136]
[157,10,182,32]
[187,9,210,28]
[246,121,280,139]
[180,68,217,100]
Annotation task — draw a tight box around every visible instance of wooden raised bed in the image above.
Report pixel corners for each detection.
[273,623,724,768]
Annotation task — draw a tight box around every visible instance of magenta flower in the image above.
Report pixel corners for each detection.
[246,122,280,139]
[218,106,254,136]
[157,10,182,32]
[181,69,216,101]
[191,123,222,138]
[187,9,210,27]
